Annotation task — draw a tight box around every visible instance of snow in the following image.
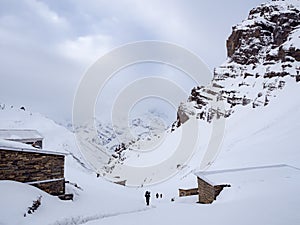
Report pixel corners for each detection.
[209,79,300,170]
[88,164,300,225]
[0,179,146,225]
[0,108,85,161]
[0,129,43,140]
[1,78,300,224]
[1,1,300,223]
[0,138,37,150]
[283,26,300,50]
[26,178,65,185]
[0,139,66,156]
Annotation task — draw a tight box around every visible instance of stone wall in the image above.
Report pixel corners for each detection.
[197,177,215,204]
[0,148,65,195]
[214,184,231,199]
[178,188,199,197]
[32,179,65,195]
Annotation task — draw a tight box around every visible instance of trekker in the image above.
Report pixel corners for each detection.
[145,191,151,206]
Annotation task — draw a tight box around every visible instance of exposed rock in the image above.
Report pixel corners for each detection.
[227,1,300,65]
[178,0,300,124]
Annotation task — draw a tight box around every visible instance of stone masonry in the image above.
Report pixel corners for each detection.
[197,177,215,204]
[0,148,65,195]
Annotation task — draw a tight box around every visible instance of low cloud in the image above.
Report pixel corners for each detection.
[0,0,266,124]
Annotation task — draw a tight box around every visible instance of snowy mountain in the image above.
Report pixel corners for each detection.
[95,110,169,154]
[1,1,300,225]
[174,0,300,126]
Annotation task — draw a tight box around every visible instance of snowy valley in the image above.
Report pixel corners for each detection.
[1,0,300,225]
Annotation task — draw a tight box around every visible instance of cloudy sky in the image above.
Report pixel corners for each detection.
[0,0,266,124]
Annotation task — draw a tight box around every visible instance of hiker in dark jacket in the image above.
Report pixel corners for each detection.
[145,191,151,206]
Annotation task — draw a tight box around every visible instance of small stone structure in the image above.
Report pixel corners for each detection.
[0,139,66,195]
[197,174,230,204]
[178,173,230,204]
[197,176,215,203]
[178,188,198,197]
[0,129,43,148]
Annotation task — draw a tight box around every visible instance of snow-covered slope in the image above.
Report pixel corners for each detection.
[0,107,150,225]
[210,78,300,170]
[2,75,298,225]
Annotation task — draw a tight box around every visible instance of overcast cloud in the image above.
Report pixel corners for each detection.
[0,0,266,124]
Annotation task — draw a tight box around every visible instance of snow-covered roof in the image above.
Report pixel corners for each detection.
[0,129,43,141]
[0,139,66,156]
[194,172,217,186]
[194,164,292,186]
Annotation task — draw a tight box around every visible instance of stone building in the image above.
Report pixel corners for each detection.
[0,129,43,148]
[196,174,230,204]
[178,173,230,204]
[0,138,66,196]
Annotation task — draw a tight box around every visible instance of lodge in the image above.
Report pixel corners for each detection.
[179,173,230,204]
[0,130,67,197]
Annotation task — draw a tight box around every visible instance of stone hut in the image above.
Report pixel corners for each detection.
[0,129,43,148]
[0,139,66,196]
[178,173,230,204]
[196,173,230,204]
[196,175,216,203]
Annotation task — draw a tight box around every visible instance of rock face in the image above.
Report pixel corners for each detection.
[227,1,300,65]
[176,0,300,125]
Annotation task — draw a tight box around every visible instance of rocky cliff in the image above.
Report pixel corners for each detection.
[173,0,300,127]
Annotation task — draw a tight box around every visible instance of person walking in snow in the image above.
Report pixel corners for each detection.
[145,191,151,206]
